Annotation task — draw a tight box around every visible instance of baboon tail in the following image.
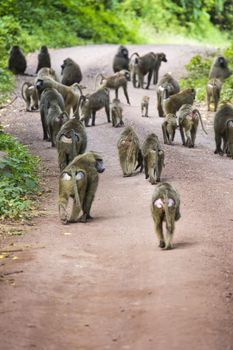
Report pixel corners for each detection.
[95,73,105,90]
[21,82,31,101]
[71,169,81,211]
[193,109,208,135]
[71,129,78,161]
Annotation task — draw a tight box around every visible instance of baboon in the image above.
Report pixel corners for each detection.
[162,114,177,145]
[141,96,150,117]
[21,82,39,111]
[163,88,196,115]
[39,87,66,142]
[37,67,59,81]
[206,78,222,112]
[130,52,167,89]
[58,152,105,224]
[209,56,231,81]
[36,77,82,115]
[113,45,129,73]
[36,46,51,73]
[214,103,233,158]
[47,107,69,147]
[56,117,87,171]
[8,46,27,74]
[117,126,142,177]
[178,104,207,148]
[153,53,168,85]
[157,73,180,117]
[78,87,110,127]
[96,70,130,104]
[142,133,165,184]
[151,182,181,250]
[111,98,124,127]
[61,58,82,86]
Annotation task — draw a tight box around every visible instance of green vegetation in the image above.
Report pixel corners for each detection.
[180,43,233,102]
[0,133,40,220]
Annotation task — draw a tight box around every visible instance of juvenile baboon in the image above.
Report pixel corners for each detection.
[151,182,181,250]
[214,103,233,158]
[96,70,130,104]
[163,88,196,115]
[157,73,180,117]
[58,152,105,224]
[130,52,167,89]
[113,45,129,73]
[56,117,87,171]
[78,87,110,127]
[206,78,222,112]
[162,114,177,145]
[61,58,82,86]
[142,133,165,184]
[40,87,66,142]
[178,104,207,148]
[21,82,39,111]
[36,77,82,115]
[36,46,51,73]
[209,56,231,81]
[47,107,69,147]
[111,98,124,127]
[141,96,150,117]
[8,46,27,74]
[117,126,142,177]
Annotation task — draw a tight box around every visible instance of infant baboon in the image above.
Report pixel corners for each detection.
[111,98,124,127]
[178,104,207,148]
[21,82,39,111]
[141,96,150,117]
[162,114,177,145]
[58,152,105,224]
[56,117,87,171]
[36,46,51,73]
[151,182,181,250]
[79,87,110,127]
[8,46,27,74]
[157,73,180,117]
[209,56,231,81]
[163,88,196,115]
[206,78,222,112]
[142,133,165,184]
[117,126,142,177]
[40,87,66,143]
[214,103,233,158]
[61,58,82,86]
[113,45,129,73]
[96,70,130,104]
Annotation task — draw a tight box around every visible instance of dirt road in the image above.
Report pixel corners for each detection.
[0,44,233,350]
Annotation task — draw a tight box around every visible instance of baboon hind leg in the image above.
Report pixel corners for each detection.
[79,178,98,222]
[146,70,153,89]
[123,85,130,105]
[154,218,165,248]
[179,124,186,146]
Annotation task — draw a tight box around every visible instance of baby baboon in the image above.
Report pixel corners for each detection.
[58,152,105,224]
[206,78,222,112]
[36,46,51,73]
[8,45,27,74]
[141,96,150,117]
[36,77,82,115]
[61,58,82,86]
[214,103,233,158]
[96,70,130,104]
[142,133,165,184]
[40,87,66,142]
[157,73,180,117]
[78,87,110,127]
[111,98,124,127]
[209,56,231,81]
[21,82,39,111]
[163,88,196,115]
[162,114,177,145]
[178,104,207,148]
[113,45,129,73]
[130,52,167,89]
[117,126,142,177]
[151,182,181,250]
[56,117,87,171]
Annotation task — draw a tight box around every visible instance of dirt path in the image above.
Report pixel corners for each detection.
[1,44,233,350]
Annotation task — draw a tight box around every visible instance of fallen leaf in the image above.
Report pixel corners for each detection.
[12,256,18,260]
[64,232,72,235]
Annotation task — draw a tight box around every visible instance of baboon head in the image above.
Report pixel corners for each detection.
[61,58,73,75]
[120,70,130,81]
[217,56,228,68]
[41,45,48,53]
[158,53,167,63]
[118,45,129,58]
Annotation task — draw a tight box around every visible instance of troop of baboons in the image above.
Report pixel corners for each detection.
[6,44,233,249]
